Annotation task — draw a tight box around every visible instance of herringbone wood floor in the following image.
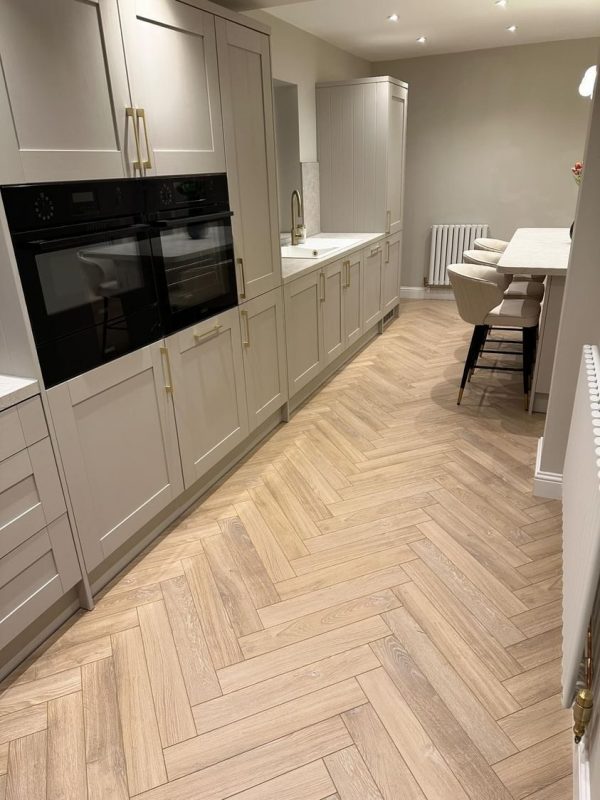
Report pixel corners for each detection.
[0,300,569,800]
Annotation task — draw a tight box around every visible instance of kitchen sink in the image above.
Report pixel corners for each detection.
[281,237,360,259]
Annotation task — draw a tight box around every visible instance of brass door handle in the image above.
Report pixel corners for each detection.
[241,310,250,347]
[194,323,222,343]
[126,107,143,176]
[370,246,381,257]
[237,257,246,299]
[344,260,351,288]
[386,210,391,233]
[160,345,173,394]
[319,271,325,302]
[136,108,152,172]
[386,241,390,264]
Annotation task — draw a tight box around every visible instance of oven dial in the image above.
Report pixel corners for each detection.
[159,183,173,206]
[34,192,54,222]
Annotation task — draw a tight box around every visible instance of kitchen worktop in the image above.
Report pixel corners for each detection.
[497,228,571,275]
[281,232,386,283]
[0,374,39,411]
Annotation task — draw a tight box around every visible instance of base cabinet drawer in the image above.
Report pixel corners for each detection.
[0,514,80,650]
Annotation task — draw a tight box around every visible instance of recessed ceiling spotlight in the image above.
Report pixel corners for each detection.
[387,13,399,22]
[507,24,517,32]
[495,0,508,7]
[417,35,427,44]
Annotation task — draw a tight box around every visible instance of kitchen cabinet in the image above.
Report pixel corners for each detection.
[343,252,364,347]
[382,232,402,314]
[0,0,132,182]
[166,308,249,488]
[216,19,281,302]
[363,243,384,328]
[118,0,225,176]
[284,270,324,397]
[317,76,408,235]
[47,343,183,572]
[323,259,345,365]
[0,397,80,649]
[240,289,288,433]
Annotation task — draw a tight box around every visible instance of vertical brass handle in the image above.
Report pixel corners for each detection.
[386,241,390,264]
[241,310,250,347]
[160,346,173,394]
[237,258,246,299]
[320,271,325,302]
[126,107,142,176]
[136,108,152,171]
[193,323,222,343]
[343,260,350,288]
[347,260,352,288]
[386,210,391,233]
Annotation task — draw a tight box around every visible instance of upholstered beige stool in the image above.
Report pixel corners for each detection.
[448,263,541,408]
[463,250,544,301]
[473,238,544,283]
[473,237,509,253]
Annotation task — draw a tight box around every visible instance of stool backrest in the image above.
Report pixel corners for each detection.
[448,263,505,325]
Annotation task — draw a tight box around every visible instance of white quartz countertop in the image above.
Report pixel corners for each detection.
[281,232,386,284]
[0,374,39,412]
[498,228,571,276]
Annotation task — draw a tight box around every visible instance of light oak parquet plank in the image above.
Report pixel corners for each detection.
[247,483,310,560]
[514,578,562,611]
[183,554,243,670]
[295,431,352,489]
[492,731,572,800]
[135,718,352,800]
[273,456,333,521]
[521,775,572,800]
[324,746,384,799]
[34,636,112,680]
[0,705,47,747]
[261,467,322,540]
[520,535,562,560]
[498,695,571,750]
[89,583,163,617]
[194,645,378,734]
[283,443,342,504]
[47,691,87,800]
[138,601,196,747]
[512,600,562,638]
[82,659,131,800]
[226,760,336,800]
[316,489,438,536]
[0,668,81,717]
[219,516,280,607]
[503,659,563,708]
[517,554,562,584]
[218,616,391,694]
[358,668,469,800]
[165,679,367,780]
[0,744,7,775]
[234,499,295,582]
[0,775,4,800]
[47,608,138,651]
[5,730,46,800]
[342,704,426,800]
[507,628,563,672]
[306,510,429,554]
[106,561,184,595]
[161,575,222,706]
[111,627,167,795]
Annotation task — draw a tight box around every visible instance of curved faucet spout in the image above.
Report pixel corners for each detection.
[291,189,305,245]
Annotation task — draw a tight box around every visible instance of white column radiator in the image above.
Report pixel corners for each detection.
[562,344,600,706]
[428,224,489,286]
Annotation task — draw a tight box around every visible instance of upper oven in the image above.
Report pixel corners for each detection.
[1,179,161,388]
[144,174,237,335]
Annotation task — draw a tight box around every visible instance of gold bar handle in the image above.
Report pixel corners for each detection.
[160,346,173,394]
[194,323,222,344]
[126,107,142,176]
[386,241,390,264]
[241,310,250,347]
[344,260,351,288]
[136,108,152,171]
[237,257,246,299]
[319,271,326,302]
[370,245,381,257]
[386,210,391,233]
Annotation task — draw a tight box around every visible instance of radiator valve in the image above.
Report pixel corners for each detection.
[573,687,593,743]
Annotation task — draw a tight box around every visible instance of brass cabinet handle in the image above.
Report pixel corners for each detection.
[343,260,351,288]
[237,257,246,299]
[241,310,250,347]
[386,210,391,233]
[194,323,222,343]
[136,108,152,171]
[319,271,325,302]
[370,245,381,257]
[386,241,390,264]
[126,107,143,175]
[160,345,173,394]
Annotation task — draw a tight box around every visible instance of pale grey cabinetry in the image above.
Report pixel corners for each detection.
[0,397,80,649]
[166,308,249,488]
[343,251,364,347]
[118,0,225,176]
[0,0,131,183]
[216,19,281,302]
[317,76,408,235]
[240,289,288,433]
[284,270,325,397]
[382,232,402,314]
[47,343,184,572]
[363,243,384,328]
[322,259,345,365]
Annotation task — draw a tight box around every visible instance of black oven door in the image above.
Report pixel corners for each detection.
[13,223,161,386]
[150,211,237,334]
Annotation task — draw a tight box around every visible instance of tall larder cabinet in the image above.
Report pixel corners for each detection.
[317,76,408,236]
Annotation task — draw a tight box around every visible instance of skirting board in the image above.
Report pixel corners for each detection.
[400,286,454,300]
[533,436,563,499]
[574,738,591,800]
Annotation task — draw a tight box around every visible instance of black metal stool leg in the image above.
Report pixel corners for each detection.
[458,325,486,404]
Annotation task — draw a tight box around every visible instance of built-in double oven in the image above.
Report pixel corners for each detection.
[2,174,237,387]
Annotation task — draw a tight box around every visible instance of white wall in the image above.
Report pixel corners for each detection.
[245,9,372,162]
[376,39,599,287]
[273,82,302,232]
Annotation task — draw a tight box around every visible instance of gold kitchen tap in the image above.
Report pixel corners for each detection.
[291,189,306,245]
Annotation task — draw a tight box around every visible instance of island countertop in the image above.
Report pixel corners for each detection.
[497,228,571,276]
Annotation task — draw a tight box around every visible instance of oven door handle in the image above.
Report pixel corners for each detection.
[152,211,233,229]
[22,224,152,253]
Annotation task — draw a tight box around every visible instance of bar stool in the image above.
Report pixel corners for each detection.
[448,263,540,408]
[463,250,544,301]
[474,237,509,253]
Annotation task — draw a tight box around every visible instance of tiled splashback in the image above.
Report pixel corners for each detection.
[301,162,320,237]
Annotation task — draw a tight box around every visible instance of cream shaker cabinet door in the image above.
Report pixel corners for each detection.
[118,0,225,176]
[322,259,345,365]
[240,289,288,433]
[284,271,324,398]
[47,343,184,572]
[216,19,281,302]
[382,232,402,313]
[363,244,383,328]
[386,84,408,235]
[0,0,132,182]
[343,252,364,347]
[167,308,249,488]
